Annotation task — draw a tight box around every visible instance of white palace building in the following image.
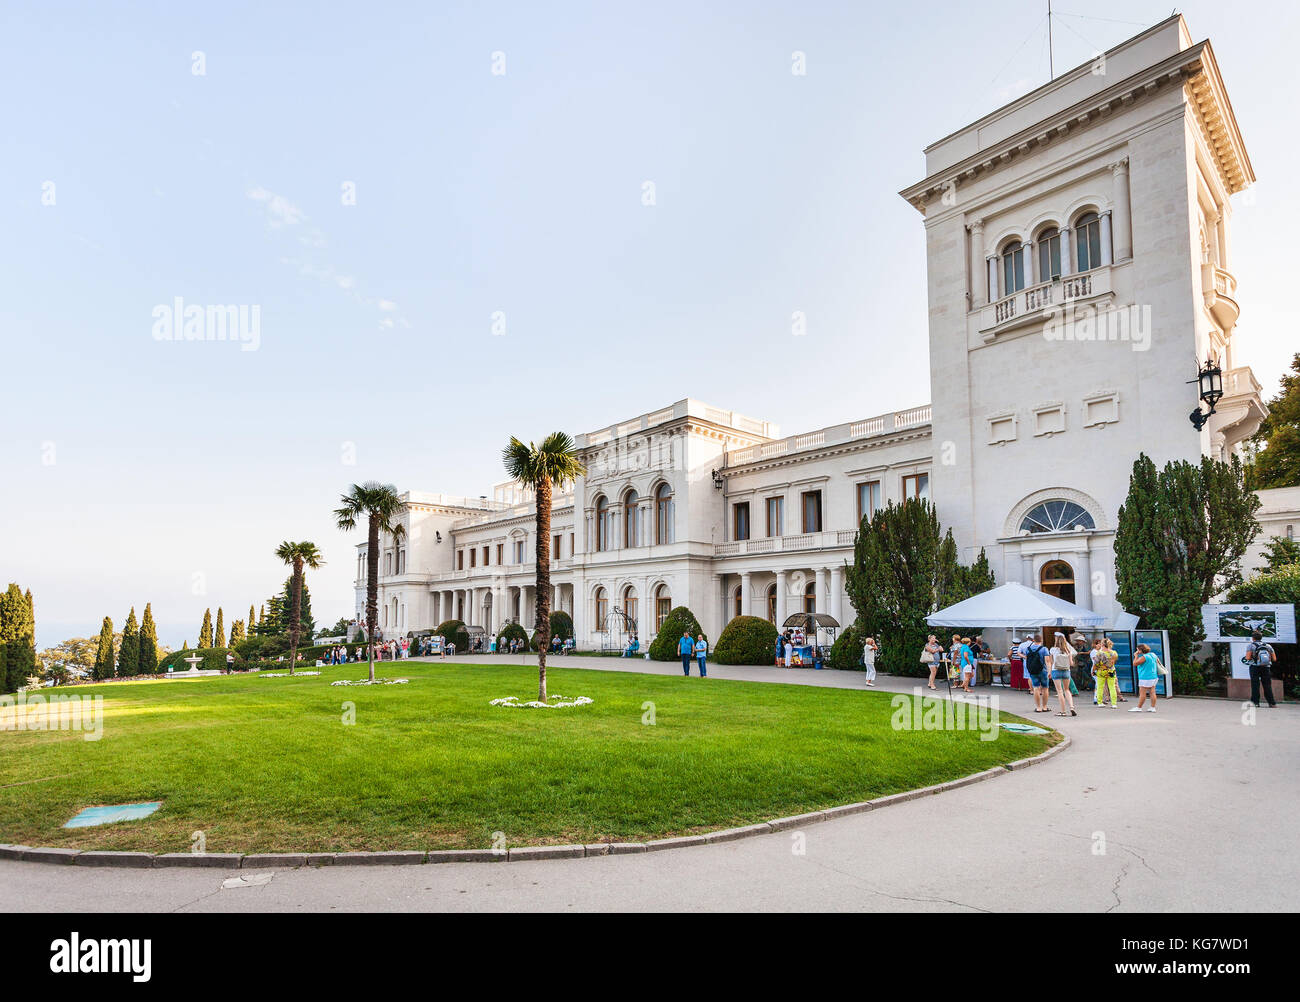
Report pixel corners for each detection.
[354,16,1299,649]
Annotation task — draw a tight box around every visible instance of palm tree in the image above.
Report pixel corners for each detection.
[274,541,324,676]
[334,482,407,682]
[502,433,586,701]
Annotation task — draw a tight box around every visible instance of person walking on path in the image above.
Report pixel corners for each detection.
[693,633,709,678]
[955,636,976,693]
[1050,635,1077,716]
[1245,631,1279,708]
[863,636,878,687]
[1023,634,1051,713]
[923,635,942,689]
[679,631,695,676]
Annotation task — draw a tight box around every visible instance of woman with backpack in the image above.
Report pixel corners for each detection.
[1131,643,1164,712]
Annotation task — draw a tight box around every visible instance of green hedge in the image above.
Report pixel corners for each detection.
[160,648,237,672]
[434,620,470,653]
[714,616,778,665]
[648,607,704,661]
[827,622,867,670]
[529,610,575,651]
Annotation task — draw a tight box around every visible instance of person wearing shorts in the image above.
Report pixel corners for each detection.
[1131,644,1161,712]
[1023,634,1051,712]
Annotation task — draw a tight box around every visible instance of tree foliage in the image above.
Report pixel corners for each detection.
[845,499,992,677]
[1248,352,1300,489]
[118,608,140,678]
[1115,453,1261,669]
[93,617,116,680]
[0,583,37,693]
[336,481,408,682]
[1259,535,1300,573]
[198,608,213,649]
[139,603,159,674]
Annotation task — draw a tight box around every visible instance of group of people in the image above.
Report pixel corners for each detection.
[677,631,709,676]
[919,634,990,692]
[621,634,640,657]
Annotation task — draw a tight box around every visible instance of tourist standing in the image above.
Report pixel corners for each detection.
[225,651,234,674]
[1245,631,1279,708]
[863,636,878,687]
[923,635,942,689]
[957,636,976,692]
[694,634,709,677]
[783,632,794,669]
[679,631,695,676]
[1131,643,1163,712]
[1023,634,1051,713]
[1050,635,1077,716]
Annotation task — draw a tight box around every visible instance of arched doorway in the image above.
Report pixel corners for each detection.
[1040,560,1075,603]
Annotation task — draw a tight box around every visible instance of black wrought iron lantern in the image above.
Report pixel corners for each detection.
[1189,354,1224,431]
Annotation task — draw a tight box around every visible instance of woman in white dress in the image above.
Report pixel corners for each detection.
[863,636,878,687]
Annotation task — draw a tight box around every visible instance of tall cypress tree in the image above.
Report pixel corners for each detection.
[248,604,256,637]
[118,607,140,678]
[1,583,36,693]
[93,617,116,680]
[139,603,159,674]
[229,618,246,645]
[198,609,213,649]
[215,607,226,648]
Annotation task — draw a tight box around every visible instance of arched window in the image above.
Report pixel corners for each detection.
[1075,212,1102,272]
[623,490,641,548]
[1040,560,1076,604]
[595,496,610,551]
[766,584,777,624]
[804,581,816,614]
[1002,240,1027,294]
[622,586,638,629]
[733,586,743,619]
[654,585,671,631]
[1020,500,1096,535]
[1037,227,1062,281]
[594,587,608,626]
[655,484,675,544]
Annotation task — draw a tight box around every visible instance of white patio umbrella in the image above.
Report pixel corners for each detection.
[926,582,1106,629]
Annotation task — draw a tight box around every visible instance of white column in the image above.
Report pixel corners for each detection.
[1025,239,1036,286]
[775,570,788,627]
[1111,159,1131,262]
[1021,555,1035,589]
[969,218,984,309]
[816,568,829,616]
[1061,227,1073,275]
[986,256,998,303]
[1100,210,1113,266]
[712,573,725,638]
[740,572,752,617]
[1074,548,1093,607]
[830,566,844,625]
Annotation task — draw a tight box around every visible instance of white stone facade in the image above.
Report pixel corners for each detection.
[355,16,1293,649]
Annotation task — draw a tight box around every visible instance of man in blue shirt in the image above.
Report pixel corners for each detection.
[679,631,695,675]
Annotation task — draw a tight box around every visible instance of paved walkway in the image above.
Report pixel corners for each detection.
[1,657,1294,912]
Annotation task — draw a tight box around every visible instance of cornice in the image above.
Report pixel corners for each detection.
[721,426,933,477]
[900,40,1252,212]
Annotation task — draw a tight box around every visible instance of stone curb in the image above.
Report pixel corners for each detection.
[3,736,1069,868]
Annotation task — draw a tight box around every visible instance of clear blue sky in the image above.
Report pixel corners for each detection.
[2,1,1295,649]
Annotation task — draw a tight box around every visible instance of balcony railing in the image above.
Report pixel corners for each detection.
[981,266,1110,337]
[725,406,931,467]
[713,530,856,557]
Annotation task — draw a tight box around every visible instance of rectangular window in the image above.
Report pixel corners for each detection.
[801,490,822,533]
[470,548,476,568]
[512,540,525,563]
[553,534,562,558]
[733,502,750,541]
[482,546,489,566]
[766,497,783,537]
[569,532,574,556]
[902,473,930,502]
[856,481,881,523]
[1038,232,1062,281]
[457,550,464,570]
[496,543,503,564]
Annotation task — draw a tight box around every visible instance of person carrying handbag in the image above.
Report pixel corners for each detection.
[921,635,942,690]
[1131,644,1164,712]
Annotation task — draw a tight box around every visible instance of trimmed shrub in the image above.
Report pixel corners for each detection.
[714,616,778,665]
[528,610,574,651]
[827,621,867,670]
[497,623,528,651]
[434,620,470,653]
[648,607,704,661]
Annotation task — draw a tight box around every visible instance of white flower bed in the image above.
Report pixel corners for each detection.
[258,671,322,678]
[330,678,410,687]
[489,694,593,709]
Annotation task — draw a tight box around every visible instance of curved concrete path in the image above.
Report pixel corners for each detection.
[1,657,1294,912]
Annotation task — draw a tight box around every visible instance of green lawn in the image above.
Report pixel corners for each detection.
[0,662,1053,853]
